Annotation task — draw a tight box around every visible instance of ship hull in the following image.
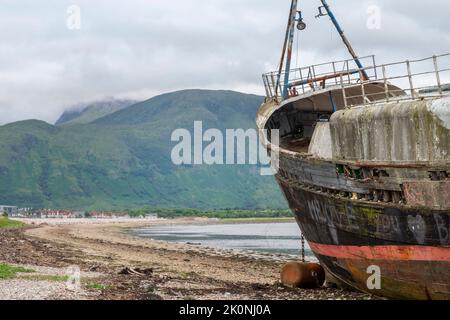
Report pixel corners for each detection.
[257,91,450,299]
[278,178,450,300]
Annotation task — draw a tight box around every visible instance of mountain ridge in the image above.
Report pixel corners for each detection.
[0,90,286,211]
[55,99,138,126]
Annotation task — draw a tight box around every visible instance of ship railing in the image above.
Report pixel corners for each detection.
[262,53,450,107]
[262,55,377,99]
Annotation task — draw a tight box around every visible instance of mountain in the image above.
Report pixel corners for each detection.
[55,99,138,125]
[0,90,286,211]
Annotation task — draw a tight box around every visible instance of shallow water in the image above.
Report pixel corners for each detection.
[132,222,313,257]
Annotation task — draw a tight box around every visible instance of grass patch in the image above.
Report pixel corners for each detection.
[20,274,69,282]
[86,282,113,290]
[0,217,25,229]
[0,263,35,279]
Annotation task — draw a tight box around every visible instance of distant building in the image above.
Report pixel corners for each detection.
[73,211,86,218]
[0,205,18,217]
[37,209,86,219]
[12,208,38,218]
[89,211,130,219]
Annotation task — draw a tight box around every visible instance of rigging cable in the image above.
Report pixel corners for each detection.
[295,26,300,71]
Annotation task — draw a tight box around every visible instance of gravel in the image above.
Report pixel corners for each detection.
[0,263,103,300]
[0,220,375,300]
[0,279,89,300]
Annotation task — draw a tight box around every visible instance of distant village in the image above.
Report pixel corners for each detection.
[0,205,158,219]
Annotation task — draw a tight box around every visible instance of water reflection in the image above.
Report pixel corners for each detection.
[132,222,313,257]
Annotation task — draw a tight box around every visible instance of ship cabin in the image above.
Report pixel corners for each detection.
[261,54,450,156]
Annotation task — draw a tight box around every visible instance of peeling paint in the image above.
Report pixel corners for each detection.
[330,98,450,163]
[429,97,450,130]
[308,122,333,159]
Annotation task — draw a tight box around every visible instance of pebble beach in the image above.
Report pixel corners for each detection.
[0,218,373,300]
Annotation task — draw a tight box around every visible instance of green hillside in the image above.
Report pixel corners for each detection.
[0,90,286,211]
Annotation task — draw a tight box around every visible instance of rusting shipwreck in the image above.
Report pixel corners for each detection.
[258,0,450,299]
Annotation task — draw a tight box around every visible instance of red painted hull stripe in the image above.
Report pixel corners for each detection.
[309,242,450,262]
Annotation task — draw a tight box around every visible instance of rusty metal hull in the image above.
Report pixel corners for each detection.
[257,92,450,299]
[277,176,450,300]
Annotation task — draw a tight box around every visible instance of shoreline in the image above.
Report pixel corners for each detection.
[14,216,295,226]
[0,218,373,300]
[126,217,311,262]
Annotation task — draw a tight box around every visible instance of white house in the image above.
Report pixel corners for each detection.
[0,205,18,217]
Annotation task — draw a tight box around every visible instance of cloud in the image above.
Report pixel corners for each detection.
[0,0,449,124]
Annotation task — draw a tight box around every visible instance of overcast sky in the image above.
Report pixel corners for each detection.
[0,0,449,124]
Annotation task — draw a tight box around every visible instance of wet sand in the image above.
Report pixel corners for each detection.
[0,218,373,300]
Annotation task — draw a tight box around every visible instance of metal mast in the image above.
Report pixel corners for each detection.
[276,0,299,99]
[276,0,369,100]
[319,0,369,80]
[282,0,299,99]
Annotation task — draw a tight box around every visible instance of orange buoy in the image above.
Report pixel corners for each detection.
[281,262,326,288]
